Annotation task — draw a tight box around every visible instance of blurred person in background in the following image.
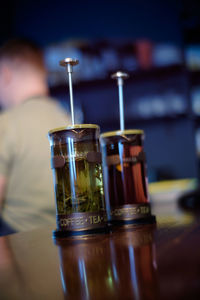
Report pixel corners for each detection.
[0,39,70,235]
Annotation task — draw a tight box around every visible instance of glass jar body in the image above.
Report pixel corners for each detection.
[100,130,151,223]
[49,125,107,234]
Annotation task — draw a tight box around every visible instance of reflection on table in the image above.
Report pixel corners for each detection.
[56,224,157,299]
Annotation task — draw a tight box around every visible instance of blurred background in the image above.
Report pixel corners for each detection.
[1,0,200,186]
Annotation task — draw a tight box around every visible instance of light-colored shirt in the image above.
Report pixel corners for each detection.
[0,97,71,231]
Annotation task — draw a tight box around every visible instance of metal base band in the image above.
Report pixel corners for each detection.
[109,203,152,221]
[109,215,156,227]
[52,225,110,238]
[56,211,107,232]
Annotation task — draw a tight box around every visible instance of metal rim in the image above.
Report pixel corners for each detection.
[48,124,99,134]
[100,129,144,138]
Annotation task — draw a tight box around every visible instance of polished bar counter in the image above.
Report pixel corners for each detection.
[0,206,200,300]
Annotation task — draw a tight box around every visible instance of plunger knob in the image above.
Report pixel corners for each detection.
[111,71,129,85]
[59,58,79,73]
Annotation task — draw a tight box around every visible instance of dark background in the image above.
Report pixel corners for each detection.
[0,0,182,45]
[1,0,200,182]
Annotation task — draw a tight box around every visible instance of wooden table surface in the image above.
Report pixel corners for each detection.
[0,206,200,300]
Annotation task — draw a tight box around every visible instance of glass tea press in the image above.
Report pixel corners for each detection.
[100,71,155,225]
[48,58,107,237]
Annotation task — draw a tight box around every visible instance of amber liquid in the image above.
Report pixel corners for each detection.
[101,134,148,208]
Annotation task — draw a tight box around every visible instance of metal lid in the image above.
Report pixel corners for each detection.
[100,129,144,138]
[48,124,99,135]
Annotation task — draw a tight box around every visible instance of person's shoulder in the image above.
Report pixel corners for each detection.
[42,96,62,109]
[35,96,69,117]
[41,96,65,110]
[0,97,70,124]
[23,96,63,111]
[0,103,29,123]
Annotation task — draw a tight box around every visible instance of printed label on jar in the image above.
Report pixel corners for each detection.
[106,151,146,166]
[110,203,151,221]
[57,211,107,231]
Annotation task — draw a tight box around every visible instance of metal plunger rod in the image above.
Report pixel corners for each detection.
[68,72,75,125]
[59,58,79,125]
[111,71,129,131]
[118,78,125,131]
